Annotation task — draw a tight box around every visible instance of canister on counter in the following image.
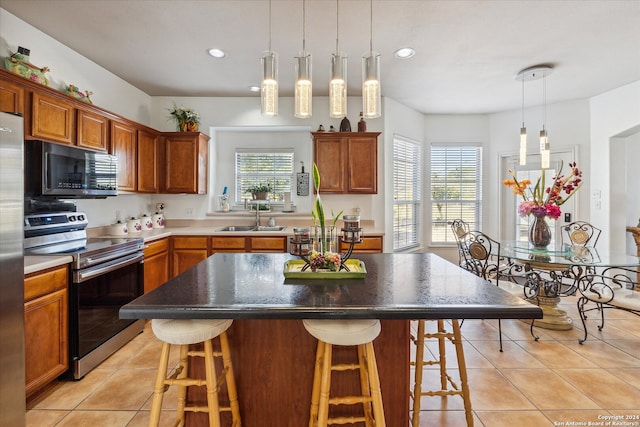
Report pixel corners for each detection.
[292,227,311,256]
[342,215,361,243]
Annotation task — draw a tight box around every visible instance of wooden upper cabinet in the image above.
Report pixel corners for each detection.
[312,132,379,194]
[77,108,108,151]
[137,128,161,193]
[0,77,25,115]
[164,132,209,194]
[111,120,137,191]
[31,92,74,144]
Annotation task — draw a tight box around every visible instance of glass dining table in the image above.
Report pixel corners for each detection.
[499,241,640,331]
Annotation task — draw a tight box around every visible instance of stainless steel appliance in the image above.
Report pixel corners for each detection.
[25,140,118,198]
[24,212,145,380]
[0,112,26,425]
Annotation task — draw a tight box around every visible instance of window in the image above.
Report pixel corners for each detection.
[430,145,482,244]
[235,149,294,203]
[393,136,421,251]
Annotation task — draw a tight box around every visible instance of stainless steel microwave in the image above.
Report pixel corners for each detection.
[25,140,118,198]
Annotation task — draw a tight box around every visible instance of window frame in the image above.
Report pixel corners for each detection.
[234,148,295,204]
[430,144,483,246]
[393,135,422,252]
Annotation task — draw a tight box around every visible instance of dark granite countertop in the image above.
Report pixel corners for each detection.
[120,252,542,320]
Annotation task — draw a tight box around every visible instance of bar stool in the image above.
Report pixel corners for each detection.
[149,318,242,427]
[303,319,385,427]
[410,319,473,427]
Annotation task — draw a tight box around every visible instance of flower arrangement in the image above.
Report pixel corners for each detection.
[503,161,583,220]
[310,162,343,268]
[168,104,200,132]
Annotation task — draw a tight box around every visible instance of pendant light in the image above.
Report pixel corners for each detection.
[329,0,347,118]
[362,0,381,119]
[518,74,527,166]
[516,65,553,168]
[261,0,278,117]
[294,0,312,118]
[539,66,552,169]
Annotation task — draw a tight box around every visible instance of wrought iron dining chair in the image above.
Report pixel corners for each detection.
[461,230,529,351]
[450,219,470,268]
[561,221,602,248]
[576,268,639,344]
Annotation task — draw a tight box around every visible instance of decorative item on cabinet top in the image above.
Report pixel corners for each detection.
[4,46,50,86]
[167,103,200,132]
[64,84,93,104]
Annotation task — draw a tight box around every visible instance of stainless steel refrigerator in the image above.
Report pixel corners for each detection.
[0,111,26,426]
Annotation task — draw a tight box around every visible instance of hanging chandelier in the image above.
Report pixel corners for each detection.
[515,65,553,168]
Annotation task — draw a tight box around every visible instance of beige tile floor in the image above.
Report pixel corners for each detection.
[26,295,640,427]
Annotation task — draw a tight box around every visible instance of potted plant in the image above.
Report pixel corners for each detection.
[168,104,200,132]
[246,184,272,200]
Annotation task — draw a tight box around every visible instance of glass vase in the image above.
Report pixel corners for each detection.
[312,225,337,254]
[529,214,551,249]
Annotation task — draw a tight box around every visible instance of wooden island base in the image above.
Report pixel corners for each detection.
[186,319,410,426]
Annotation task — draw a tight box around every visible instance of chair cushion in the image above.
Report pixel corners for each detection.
[151,319,233,345]
[583,286,640,312]
[303,319,381,346]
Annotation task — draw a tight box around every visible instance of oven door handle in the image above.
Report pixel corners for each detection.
[74,252,144,283]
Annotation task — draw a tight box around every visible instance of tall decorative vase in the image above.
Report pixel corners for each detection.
[529,214,552,249]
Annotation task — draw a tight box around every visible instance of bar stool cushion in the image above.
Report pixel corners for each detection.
[151,319,233,345]
[303,319,381,346]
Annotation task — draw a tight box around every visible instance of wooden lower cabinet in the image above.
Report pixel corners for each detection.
[144,238,169,293]
[171,236,209,277]
[339,235,383,253]
[211,235,287,253]
[24,265,69,398]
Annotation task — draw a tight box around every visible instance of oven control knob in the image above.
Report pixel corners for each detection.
[77,215,85,221]
[69,215,76,222]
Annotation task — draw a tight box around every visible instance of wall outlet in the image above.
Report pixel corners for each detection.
[185,207,194,217]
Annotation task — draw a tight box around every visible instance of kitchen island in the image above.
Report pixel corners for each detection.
[120,252,542,426]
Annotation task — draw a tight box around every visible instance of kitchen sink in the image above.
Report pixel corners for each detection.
[216,226,257,232]
[216,225,287,232]
[255,226,287,232]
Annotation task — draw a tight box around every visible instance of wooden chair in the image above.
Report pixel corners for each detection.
[149,318,242,427]
[576,269,639,344]
[303,319,385,427]
[450,219,470,267]
[410,319,473,426]
[461,230,526,351]
[561,221,602,248]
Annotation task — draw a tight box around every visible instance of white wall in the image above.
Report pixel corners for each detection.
[383,97,426,253]
[0,8,152,124]
[590,81,640,252]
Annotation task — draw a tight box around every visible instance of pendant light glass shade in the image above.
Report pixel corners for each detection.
[329,52,347,118]
[540,129,550,169]
[295,53,312,118]
[362,51,381,119]
[519,127,527,166]
[261,51,278,117]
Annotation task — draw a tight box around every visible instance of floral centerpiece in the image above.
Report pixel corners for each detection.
[309,162,343,270]
[168,104,200,132]
[503,161,582,248]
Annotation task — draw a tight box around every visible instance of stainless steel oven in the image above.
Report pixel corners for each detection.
[25,212,145,379]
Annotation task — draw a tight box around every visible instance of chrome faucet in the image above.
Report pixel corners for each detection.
[255,205,260,227]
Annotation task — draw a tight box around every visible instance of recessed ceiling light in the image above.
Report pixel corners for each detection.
[394,47,415,59]
[207,48,226,58]
[248,85,261,92]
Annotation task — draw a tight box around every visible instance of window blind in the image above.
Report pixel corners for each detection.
[393,136,421,251]
[235,149,294,202]
[430,145,482,244]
